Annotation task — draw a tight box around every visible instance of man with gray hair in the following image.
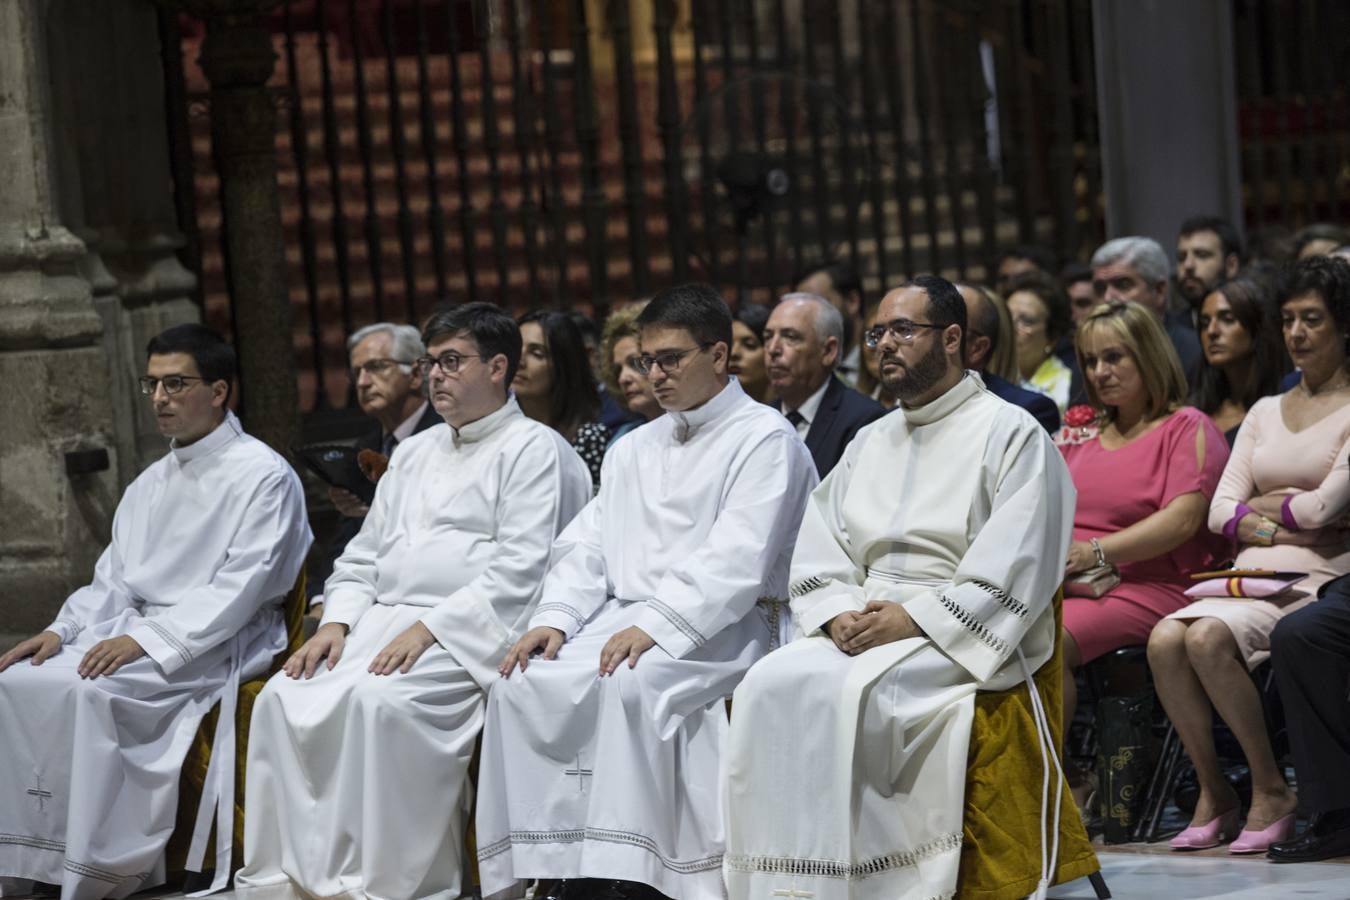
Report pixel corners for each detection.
[309,322,440,616]
[764,291,886,476]
[1090,236,1202,385]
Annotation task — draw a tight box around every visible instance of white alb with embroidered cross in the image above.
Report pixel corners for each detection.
[0,412,310,900]
[475,378,818,900]
[724,372,1076,900]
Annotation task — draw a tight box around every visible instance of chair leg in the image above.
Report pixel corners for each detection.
[1088,870,1112,899]
[1133,721,1183,843]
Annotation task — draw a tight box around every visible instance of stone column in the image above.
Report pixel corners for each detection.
[195,11,300,455]
[0,0,121,635]
[47,0,202,486]
[1093,0,1244,245]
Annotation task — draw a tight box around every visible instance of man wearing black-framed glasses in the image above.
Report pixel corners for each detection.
[725,275,1078,900]
[479,283,818,900]
[0,324,312,899]
[239,302,591,900]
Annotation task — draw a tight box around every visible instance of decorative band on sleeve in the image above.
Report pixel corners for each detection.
[789,575,827,598]
[534,601,587,629]
[937,594,1008,656]
[53,618,83,641]
[647,597,706,647]
[972,578,1028,618]
[145,620,193,668]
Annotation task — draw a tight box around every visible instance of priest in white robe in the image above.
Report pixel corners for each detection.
[235,303,591,900]
[0,324,311,900]
[476,284,817,900]
[725,276,1075,900]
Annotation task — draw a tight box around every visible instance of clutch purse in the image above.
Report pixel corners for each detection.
[1185,569,1307,599]
[1065,564,1121,598]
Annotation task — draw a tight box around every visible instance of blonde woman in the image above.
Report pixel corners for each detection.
[599,302,661,449]
[1055,301,1229,753]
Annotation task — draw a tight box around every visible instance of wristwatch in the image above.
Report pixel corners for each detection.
[1253,516,1279,546]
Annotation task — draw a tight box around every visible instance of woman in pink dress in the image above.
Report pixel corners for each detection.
[1149,256,1350,854]
[1056,302,1230,752]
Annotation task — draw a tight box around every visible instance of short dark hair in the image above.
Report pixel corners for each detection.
[421,302,522,387]
[1179,214,1244,261]
[995,244,1059,277]
[146,324,236,399]
[519,310,601,432]
[1283,255,1350,335]
[956,282,1001,356]
[1006,269,1073,343]
[908,274,967,361]
[636,282,734,350]
[1192,276,1288,415]
[1060,261,1092,288]
[794,259,864,319]
[1294,223,1350,258]
[734,303,772,342]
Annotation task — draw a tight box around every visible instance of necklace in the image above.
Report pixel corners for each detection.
[1300,366,1350,397]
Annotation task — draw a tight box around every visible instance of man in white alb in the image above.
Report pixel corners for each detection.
[0,324,311,900]
[476,283,817,900]
[725,276,1076,900]
[235,303,592,900]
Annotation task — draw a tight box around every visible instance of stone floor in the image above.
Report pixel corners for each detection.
[7,846,1350,900]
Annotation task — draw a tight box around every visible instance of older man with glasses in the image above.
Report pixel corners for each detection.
[236,303,592,900]
[476,283,817,900]
[307,322,441,621]
[0,324,311,899]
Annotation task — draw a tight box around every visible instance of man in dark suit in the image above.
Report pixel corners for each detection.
[1267,578,1350,863]
[956,283,1061,433]
[308,323,441,620]
[764,292,886,477]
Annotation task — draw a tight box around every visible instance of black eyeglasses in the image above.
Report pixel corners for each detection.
[863,320,943,348]
[414,351,487,377]
[350,358,413,382]
[633,343,712,376]
[139,375,205,396]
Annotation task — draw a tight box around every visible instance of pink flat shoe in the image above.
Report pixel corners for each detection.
[1170,809,1240,850]
[1230,813,1296,854]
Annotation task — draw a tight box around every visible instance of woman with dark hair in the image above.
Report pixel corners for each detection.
[514,310,610,487]
[1192,276,1289,445]
[1149,256,1350,854]
[730,304,773,403]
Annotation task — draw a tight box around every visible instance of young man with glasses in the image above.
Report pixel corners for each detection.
[237,303,591,900]
[723,276,1077,900]
[476,283,817,900]
[0,324,311,899]
[308,323,440,621]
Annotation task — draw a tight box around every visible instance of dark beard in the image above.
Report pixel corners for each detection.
[879,337,950,401]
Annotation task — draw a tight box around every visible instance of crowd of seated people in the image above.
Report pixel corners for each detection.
[10,208,1350,900]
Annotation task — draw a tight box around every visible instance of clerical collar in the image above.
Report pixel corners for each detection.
[171,410,243,463]
[669,378,742,442]
[900,370,984,426]
[447,396,520,447]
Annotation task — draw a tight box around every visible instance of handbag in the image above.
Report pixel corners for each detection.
[1065,563,1121,598]
[1096,692,1155,843]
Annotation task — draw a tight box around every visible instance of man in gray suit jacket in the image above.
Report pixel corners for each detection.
[764,292,887,477]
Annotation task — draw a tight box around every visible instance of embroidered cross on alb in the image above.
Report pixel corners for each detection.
[27,775,52,812]
[562,755,593,792]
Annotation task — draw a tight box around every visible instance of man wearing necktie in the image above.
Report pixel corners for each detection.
[309,323,441,619]
[765,293,887,477]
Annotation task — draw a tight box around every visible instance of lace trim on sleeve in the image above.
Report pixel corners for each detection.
[938,593,1008,656]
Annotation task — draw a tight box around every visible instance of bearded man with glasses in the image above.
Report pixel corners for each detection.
[0,324,311,899]
[237,303,592,900]
[723,275,1078,900]
[476,283,817,900]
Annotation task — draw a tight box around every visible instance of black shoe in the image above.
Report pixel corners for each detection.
[1268,810,1350,862]
[590,880,670,900]
[31,883,60,898]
